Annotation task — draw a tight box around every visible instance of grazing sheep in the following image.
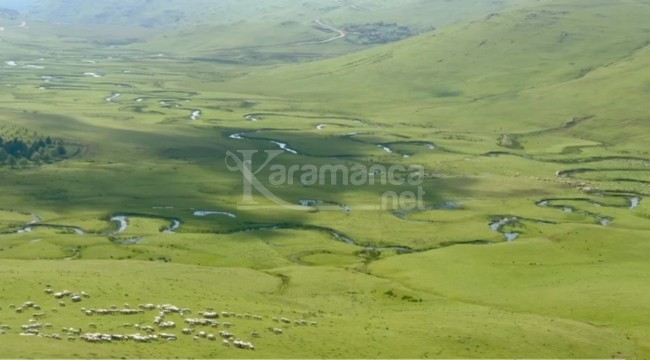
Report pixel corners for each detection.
[207,334,216,341]
[159,321,176,329]
[119,309,142,315]
[233,339,255,350]
[23,328,40,336]
[202,312,219,319]
[58,301,66,307]
[132,334,152,343]
[184,318,219,327]
[218,331,234,339]
[160,304,181,314]
[159,333,177,341]
[271,327,283,335]
[141,326,155,333]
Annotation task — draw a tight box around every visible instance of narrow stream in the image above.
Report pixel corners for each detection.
[106,93,122,102]
[193,211,237,218]
[271,141,299,155]
[110,216,128,233]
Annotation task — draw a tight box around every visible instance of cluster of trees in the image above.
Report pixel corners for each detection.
[344,22,418,45]
[0,136,67,167]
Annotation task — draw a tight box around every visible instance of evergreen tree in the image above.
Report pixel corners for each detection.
[6,155,17,168]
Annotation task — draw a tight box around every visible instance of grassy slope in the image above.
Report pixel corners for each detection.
[28,0,536,28]
[1,0,650,358]
[224,0,650,139]
[208,2,650,357]
[27,0,218,27]
[0,259,639,359]
[23,0,542,63]
[141,0,537,52]
[370,229,650,357]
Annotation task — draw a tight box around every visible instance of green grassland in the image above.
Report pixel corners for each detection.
[139,0,539,63]
[1,0,650,358]
[22,0,540,65]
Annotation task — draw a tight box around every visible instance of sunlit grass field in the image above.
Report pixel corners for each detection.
[1,0,650,358]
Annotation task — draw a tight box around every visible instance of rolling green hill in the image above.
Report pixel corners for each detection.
[27,0,217,27]
[224,0,650,138]
[27,0,535,28]
[1,0,650,358]
[0,7,19,19]
[26,0,539,63]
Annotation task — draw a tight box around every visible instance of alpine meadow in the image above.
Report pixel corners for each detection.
[0,0,649,359]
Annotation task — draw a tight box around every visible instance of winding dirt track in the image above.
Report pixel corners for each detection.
[313,19,347,43]
[292,19,347,46]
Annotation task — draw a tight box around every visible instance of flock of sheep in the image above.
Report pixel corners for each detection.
[0,287,320,352]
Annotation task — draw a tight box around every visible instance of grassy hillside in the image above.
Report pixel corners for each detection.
[224,0,650,136]
[27,0,217,27]
[28,0,535,28]
[143,0,539,61]
[1,0,650,358]
[27,0,538,63]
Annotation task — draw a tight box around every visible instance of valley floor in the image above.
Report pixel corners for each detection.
[1,1,650,358]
